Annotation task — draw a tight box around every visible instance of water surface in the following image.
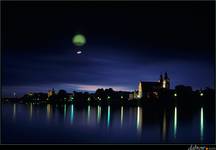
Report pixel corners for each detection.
[2,103,214,144]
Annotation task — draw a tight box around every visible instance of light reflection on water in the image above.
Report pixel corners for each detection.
[174,106,177,139]
[13,103,16,120]
[29,103,33,120]
[136,106,142,135]
[120,106,123,127]
[200,107,204,142]
[107,105,110,128]
[97,105,101,124]
[162,110,167,141]
[6,103,213,144]
[87,105,91,124]
[47,104,51,120]
[70,104,74,124]
[64,104,67,121]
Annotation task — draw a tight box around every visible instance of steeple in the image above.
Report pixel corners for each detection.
[164,72,168,80]
[51,88,55,95]
[164,72,170,89]
[160,73,163,83]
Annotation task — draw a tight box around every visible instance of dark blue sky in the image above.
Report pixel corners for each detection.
[2,1,215,97]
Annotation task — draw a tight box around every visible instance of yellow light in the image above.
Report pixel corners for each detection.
[163,80,166,88]
[200,93,203,96]
[138,82,142,98]
[136,106,142,135]
[174,93,177,97]
[47,104,51,120]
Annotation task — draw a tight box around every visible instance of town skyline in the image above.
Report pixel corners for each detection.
[3,72,214,98]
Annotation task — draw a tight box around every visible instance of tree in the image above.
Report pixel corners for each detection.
[58,90,67,96]
[57,89,67,103]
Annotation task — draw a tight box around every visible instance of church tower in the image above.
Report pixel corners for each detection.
[48,88,56,98]
[160,73,163,86]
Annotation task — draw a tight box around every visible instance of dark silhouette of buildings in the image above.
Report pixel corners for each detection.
[2,72,214,112]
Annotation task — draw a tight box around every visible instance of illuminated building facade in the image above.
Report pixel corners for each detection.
[48,88,55,98]
[137,72,170,99]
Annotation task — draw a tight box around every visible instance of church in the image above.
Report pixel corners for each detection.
[129,72,170,100]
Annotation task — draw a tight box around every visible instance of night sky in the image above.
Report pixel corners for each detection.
[2,1,215,97]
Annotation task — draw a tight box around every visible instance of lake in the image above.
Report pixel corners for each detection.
[1,103,215,144]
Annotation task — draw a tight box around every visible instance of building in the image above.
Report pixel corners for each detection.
[48,88,55,98]
[129,90,138,100]
[137,72,170,99]
[162,72,170,89]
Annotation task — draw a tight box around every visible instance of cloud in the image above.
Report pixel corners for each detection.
[62,83,132,92]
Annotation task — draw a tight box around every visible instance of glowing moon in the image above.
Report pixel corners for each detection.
[72,34,86,46]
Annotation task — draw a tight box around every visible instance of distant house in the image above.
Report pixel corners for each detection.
[48,88,55,98]
[129,90,138,100]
